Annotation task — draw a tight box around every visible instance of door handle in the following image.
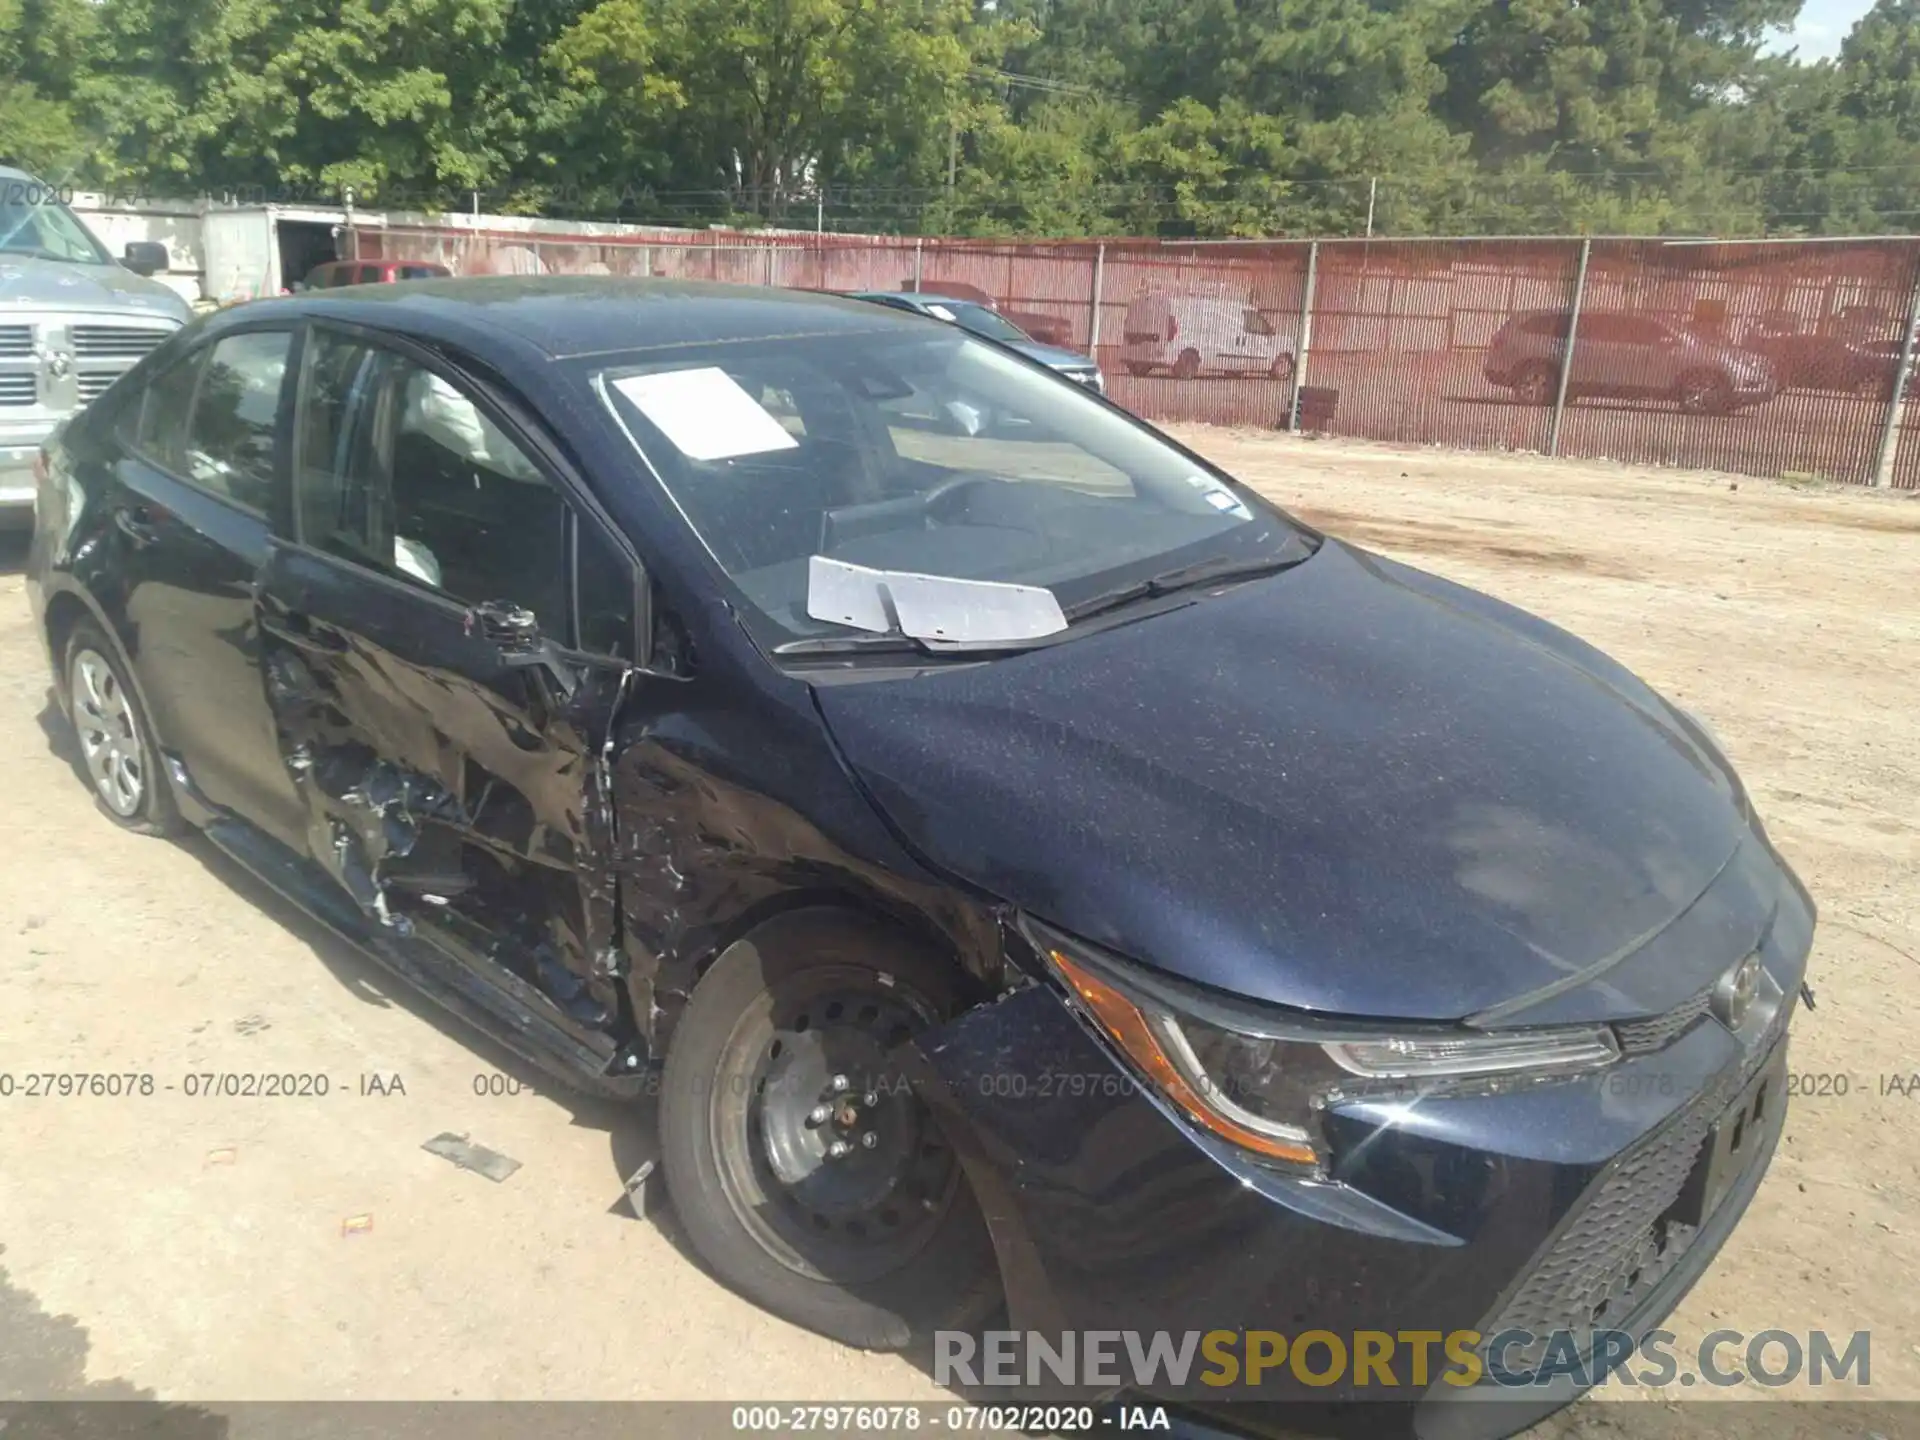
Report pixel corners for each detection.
[260,611,349,654]
[113,504,163,546]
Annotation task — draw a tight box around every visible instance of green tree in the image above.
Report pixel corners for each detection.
[0,0,99,175]
[647,0,982,223]
[1759,0,1920,234]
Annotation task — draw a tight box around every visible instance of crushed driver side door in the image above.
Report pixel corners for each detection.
[256,321,643,1073]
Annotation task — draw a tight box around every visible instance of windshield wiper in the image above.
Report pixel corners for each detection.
[772,631,1058,659]
[1063,549,1310,623]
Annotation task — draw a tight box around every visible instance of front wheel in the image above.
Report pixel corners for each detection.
[1512,363,1558,406]
[1270,353,1296,384]
[1677,370,1736,415]
[659,910,1002,1349]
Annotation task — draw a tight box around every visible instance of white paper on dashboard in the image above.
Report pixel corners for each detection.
[611,367,801,461]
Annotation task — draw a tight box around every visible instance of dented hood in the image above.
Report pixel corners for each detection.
[813,541,1752,1022]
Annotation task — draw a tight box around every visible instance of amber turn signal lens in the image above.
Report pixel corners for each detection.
[1049,949,1320,1166]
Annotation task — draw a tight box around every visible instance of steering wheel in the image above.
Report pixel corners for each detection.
[918,472,1001,525]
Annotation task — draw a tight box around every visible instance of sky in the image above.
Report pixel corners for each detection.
[1768,0,1880,60]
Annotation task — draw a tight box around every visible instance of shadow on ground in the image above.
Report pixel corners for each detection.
[0,1254,227,1435]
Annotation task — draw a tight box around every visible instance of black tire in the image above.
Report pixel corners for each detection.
[1513,362,1558,406]
[1677,369,1735,415]
[1172,348,1202,380]
[1125,361,1152,377]
[659,909,1002,1349]
[1270,352,1296,384]
[62,621,183,836]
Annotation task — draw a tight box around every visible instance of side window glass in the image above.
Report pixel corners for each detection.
[181,330,291,511]
[293,330,390,568]
[132,352,204,473]
[293,329,571,632]
[575,518,638,659]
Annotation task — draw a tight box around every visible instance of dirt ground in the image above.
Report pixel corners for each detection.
[1,429,1916,1433]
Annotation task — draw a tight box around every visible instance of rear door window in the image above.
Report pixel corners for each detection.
[131,352,205,474]
[129,330,291,512]
[180,331,293,510]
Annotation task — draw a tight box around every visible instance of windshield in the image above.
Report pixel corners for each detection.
[596,328,1308,646]
[0,187,112,264]
[941,302,1032,345]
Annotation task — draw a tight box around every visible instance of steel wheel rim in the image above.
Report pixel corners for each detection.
[708,967,961,1283]
[70,648,144,817]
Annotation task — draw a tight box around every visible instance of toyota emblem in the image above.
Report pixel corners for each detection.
[1712,951,1763,1032]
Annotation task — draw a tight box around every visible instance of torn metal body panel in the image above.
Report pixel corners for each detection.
[258,542,635,1047]
[605,639,1011,1051]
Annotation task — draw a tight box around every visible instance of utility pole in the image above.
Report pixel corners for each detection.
[1872,257,1920,487]
[1365,177,1377,239]
[1549,237,1592,458]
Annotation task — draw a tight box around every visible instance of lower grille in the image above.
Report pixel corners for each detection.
[0,373,36,407]
[1484,1007,1791,1367]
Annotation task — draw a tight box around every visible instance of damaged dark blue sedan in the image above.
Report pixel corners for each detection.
[26,278,1813,1438]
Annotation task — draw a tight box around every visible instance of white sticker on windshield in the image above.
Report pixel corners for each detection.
[926,304,958,322]
[1185,472,1253,521]
[611,367,801,462]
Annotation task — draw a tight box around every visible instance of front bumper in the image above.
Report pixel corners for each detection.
[905,855,1812,1437]
[0,441,43,522]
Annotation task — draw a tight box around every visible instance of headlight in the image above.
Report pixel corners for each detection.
[1038,926,1619,1175]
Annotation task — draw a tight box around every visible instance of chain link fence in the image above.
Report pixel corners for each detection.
[351,224,1920,489]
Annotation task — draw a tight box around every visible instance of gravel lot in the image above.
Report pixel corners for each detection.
[1,429,1916,1433]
